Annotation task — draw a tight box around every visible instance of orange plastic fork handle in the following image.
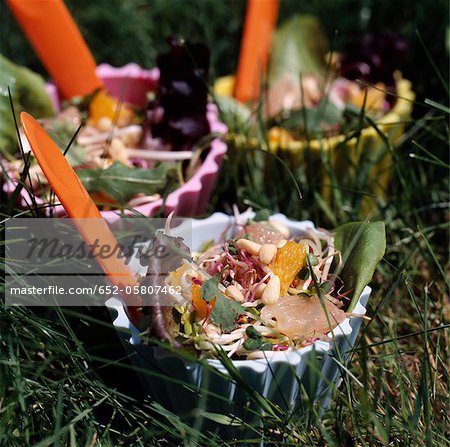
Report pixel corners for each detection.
[7,0,103,99]
[234,0,279,103]
[20,112,143,327]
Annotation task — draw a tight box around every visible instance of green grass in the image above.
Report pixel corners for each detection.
[1,1,449,445]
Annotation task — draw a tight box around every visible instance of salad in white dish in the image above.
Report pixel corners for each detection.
[136,213,385,360]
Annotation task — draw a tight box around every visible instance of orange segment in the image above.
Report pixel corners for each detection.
[192,282,216,320]
[89,90,134,126]
[270,241,307,295]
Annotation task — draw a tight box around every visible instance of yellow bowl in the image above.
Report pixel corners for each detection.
[215,74,415,215]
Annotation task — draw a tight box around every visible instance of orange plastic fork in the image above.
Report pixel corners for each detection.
[20,112,144,328]
[234,0,279,103]
[7,0,102,99]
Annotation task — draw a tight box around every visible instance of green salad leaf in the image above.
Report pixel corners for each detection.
[200,275,222,302]
[334,221,386,311]
[270,98,344,139]
[201,275,245,332]
[269,15,329,83]
[214,94,252,136]
[77,161,179,204]
[0,54,55,156]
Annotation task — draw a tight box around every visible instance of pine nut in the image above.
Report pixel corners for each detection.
[236,238,261,256]
[254,282,267,299]
[260,243,277,264]
[225,285,245,302]
[277,239,287,248]
[108,138,128,164]
[204,323,221,337]
[269,219,290,239]
[261,275,281,305]
[96,116,112,132]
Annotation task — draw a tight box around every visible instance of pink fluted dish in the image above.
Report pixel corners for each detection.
[15,63,227,221]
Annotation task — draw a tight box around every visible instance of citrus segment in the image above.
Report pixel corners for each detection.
[237,222,285,245]
[89,90,134,126]
[270,241,306,295]
[260,295,346,340]
[192,282,216,320]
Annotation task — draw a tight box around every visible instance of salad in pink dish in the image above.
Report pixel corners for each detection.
[2,39,227,220]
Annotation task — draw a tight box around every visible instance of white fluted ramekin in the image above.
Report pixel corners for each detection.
[108,212,370,434]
